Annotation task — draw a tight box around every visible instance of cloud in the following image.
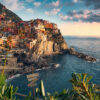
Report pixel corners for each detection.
[33,2,41,7]
[59,14,68,20]
[26,8,34,14]
[26,0,33,3]
[59,22,100,37]
[82,13,100,22]
[72,10,90,19]
[1,0,24,11]
[80,0,100,9]
[45,8,60,16]
[52,0,60,7]
[64,10,100,22]
[44,1,74,8]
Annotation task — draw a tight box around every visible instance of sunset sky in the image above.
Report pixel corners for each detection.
[0,0,100,37]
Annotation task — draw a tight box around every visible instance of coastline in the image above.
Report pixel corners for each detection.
[1,48,97,80]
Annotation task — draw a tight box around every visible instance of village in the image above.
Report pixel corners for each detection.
[0,7,59,50]
[0,7,60,74]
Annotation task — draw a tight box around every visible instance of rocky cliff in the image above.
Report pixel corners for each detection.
[30,28,68,56]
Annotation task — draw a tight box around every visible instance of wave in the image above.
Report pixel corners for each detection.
[93,58,100,63]
[36,66,51,71]
[36,64,61,71]
[6,74,21,82]
[53,64,60,68]
[97,59,100,62]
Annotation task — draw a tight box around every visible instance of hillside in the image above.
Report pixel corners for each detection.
[0,3,22,22]
[0,3,68,56]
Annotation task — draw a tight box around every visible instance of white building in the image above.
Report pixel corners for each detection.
[2,37,7,41]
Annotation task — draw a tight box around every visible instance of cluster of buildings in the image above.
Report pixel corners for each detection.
[0,12,59,50]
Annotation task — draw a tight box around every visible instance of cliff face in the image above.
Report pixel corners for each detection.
[31,27,68,56]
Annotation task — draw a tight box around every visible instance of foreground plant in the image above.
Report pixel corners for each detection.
[35,73,100,100]
[0,73,99,100]
[35,80,74,100]
[0,73,18,100]
[69,73,100,100]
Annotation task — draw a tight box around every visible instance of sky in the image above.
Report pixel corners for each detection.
[0,0,100,37]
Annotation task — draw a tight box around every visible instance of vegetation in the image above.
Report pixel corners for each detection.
[0,73,100,100]
[0,3,22,22]
[0,73,18,100]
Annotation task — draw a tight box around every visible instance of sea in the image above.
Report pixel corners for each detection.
[8,36,100,99]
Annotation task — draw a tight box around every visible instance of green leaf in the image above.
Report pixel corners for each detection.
[77,74,82,81]
[13,87,18,94]
[79,94,88,100]
[86,76,92,82]
[25,91,31,100]
[0,74,6,87]
[40,80,45,97]
[35,88,39,97]
[59,89,67,95]
[82,73,87,83]
[2,85,6,95]
[47,92,51,96]
[10,85,13,99]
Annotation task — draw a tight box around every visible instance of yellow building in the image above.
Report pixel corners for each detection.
[0,38,3,45]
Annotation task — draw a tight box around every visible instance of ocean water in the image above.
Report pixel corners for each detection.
[9,36,100,99]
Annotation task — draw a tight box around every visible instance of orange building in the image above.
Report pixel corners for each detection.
[7,35,19,48]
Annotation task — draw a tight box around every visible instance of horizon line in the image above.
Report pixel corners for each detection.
[63,35,100,38]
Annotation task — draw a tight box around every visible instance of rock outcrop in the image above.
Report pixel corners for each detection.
[68,48,97,62]
[30,29,68,56]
